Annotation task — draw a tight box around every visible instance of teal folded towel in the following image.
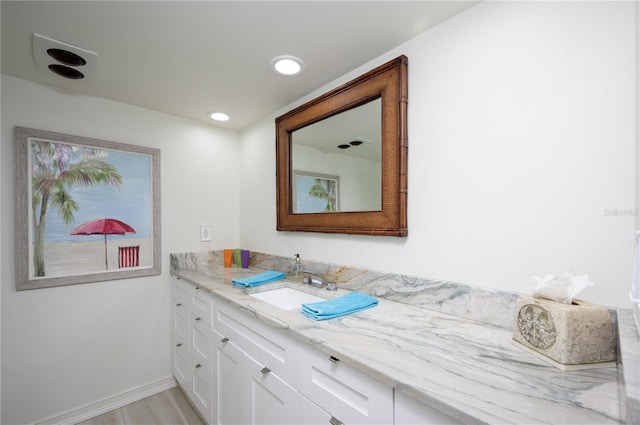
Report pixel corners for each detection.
[232,271,286,287]
[302,292,378,320]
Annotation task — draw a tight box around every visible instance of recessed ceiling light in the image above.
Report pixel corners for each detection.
[271,55,305,76]
[209,112,230,122]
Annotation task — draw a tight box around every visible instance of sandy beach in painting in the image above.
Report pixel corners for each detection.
[35,238,152,278]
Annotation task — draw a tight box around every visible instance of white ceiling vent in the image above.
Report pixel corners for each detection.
[33,33,97,81]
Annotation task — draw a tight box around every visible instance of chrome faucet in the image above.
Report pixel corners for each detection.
[302,272,325,288]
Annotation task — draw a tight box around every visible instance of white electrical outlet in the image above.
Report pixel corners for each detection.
[200,224,212,242]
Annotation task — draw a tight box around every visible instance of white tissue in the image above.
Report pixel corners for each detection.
[532,271,593,304]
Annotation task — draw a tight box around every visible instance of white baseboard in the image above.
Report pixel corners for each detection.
[36,376,176,425]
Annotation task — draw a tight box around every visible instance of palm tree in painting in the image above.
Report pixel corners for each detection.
[308,178,337,212]
[31,140,122,276]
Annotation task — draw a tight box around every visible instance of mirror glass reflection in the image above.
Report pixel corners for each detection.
[291,97,382,213]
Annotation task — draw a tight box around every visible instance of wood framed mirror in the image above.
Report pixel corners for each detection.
[276,55,408,236]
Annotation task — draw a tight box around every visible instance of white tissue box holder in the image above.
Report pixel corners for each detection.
[512,295,616,370]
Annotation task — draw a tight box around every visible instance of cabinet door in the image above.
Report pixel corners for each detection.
[215,335,246,425]
[191,314,213,370]
[296,342,393,424]
[173,302,189,345]
[298,393,332,425]
[172,300,189,388]
[173,340,189,388]
[394,392,462,425]
[244,355,298,425]
[190,360,213,424]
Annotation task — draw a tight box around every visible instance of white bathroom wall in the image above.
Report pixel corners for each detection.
[0,76,241,424]
[240,1,637,309]
[636,0,640,233]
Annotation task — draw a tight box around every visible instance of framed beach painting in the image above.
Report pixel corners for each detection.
[14,127,161,290]
[293,170,340,213]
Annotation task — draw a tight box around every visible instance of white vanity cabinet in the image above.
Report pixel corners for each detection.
[171,277,215,424]
[171,276,461,425]
[214,299,394,425]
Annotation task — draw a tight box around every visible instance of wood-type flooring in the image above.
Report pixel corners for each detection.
[76,386,205,425]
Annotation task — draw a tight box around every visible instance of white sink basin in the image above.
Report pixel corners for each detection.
[250,287,325,310]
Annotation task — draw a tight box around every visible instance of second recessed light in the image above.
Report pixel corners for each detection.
[209,112,230,122]
[271,55,305,76]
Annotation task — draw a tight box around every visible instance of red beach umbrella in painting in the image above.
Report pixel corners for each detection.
[70,218,136,270]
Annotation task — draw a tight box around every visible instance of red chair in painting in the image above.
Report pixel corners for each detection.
[118,245,139,268]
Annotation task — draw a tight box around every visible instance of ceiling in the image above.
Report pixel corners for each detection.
[1,1,478,130]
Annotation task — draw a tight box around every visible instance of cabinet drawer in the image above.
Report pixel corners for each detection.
[215,302,297,383]
[190,315,213,370]
[244,354,298,425]
[173,277,214,327]
[173,303,189,346]
[296,342,393,425]
[189,288,213,327]
[172,277,191,305]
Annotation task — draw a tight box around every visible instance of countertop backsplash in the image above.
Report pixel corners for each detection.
[172,250,541,330]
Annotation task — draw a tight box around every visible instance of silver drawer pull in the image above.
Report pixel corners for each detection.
[329,416,343,425]
[175,303,181,306]
[221,337,229,343]
[195,317,201,321]
[260,367,271,375]
[329,355,340,363]
[195,363,202,368]
[176,343,182,347]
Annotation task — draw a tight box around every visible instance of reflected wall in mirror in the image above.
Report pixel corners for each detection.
[276,55,408,236]
[292,97,382,213]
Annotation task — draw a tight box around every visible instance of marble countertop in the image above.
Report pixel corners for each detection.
[170,263,625,425]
